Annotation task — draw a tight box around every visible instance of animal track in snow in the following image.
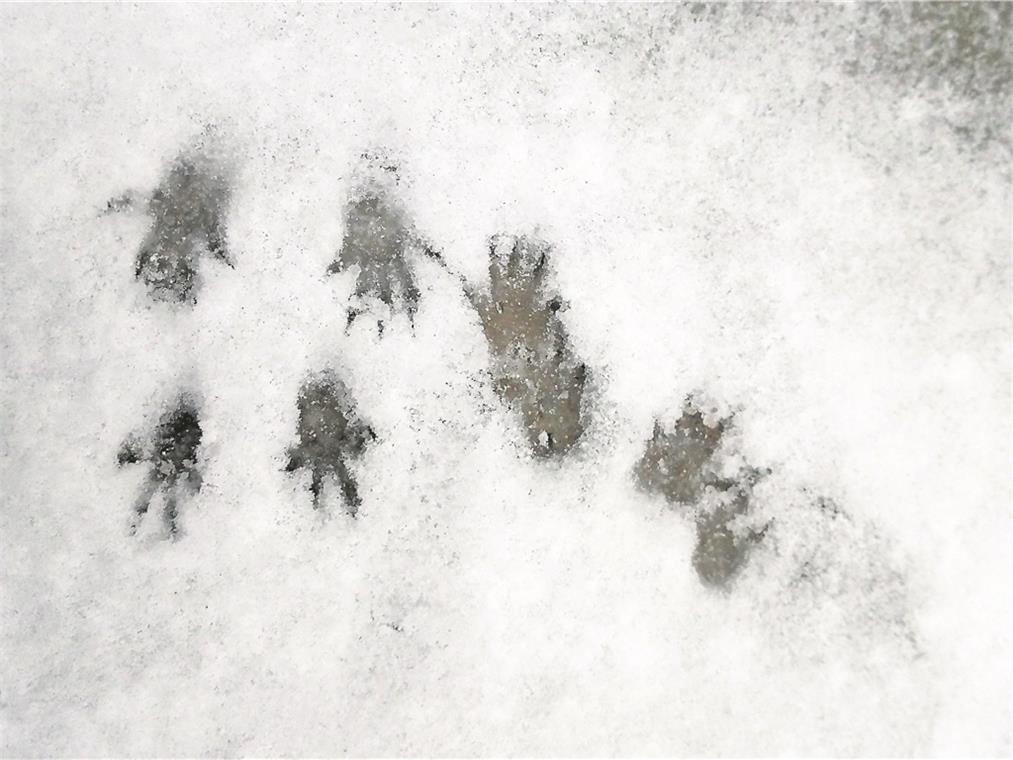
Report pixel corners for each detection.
[106,141,233,303]
[327,155,590,458]
[117,395,204,539]
[326,157,433,331]
[284,371,375,516]
[436,234,589,459]
[100,144,893,611]
[635,399,766,588]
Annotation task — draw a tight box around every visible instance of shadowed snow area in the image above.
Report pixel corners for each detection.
[1,4,1010,756]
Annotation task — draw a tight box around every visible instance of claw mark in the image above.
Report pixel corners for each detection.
[326,160,429,328]
[117,396,204,539]
[635,398,764,588]
[284,372,375,516]
[466,234,588,458]
[107,141,232,303]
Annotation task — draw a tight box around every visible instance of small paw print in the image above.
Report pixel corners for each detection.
[284,372,375,516]
[471,234,588,458]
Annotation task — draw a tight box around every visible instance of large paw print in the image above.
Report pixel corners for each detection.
[284,372,375,516]
[326,177,428,330]
[467,235,589,458]
[635,399,765,587]
[117,396,204,539]
[108,147,233,303]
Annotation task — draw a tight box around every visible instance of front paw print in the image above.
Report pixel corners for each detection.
[633,401,727,505]
[284,372,375,517]
[635,399,765,588]
[117,395,204,539]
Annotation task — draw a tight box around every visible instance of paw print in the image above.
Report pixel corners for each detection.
[634,403,727,504]
[469,234,588,458]
[326,159,430,330]
[117,396,204,538]
[691,483,766,588]
[284,372,375,516]
[635,399,765,587]
[107,146,232,303]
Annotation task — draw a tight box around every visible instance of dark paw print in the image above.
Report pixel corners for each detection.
[635,399,765,588]
[467,234,588,458]
[117,396,204,539]
[284,372,375,516]
[107,146,233,303]
[326,164,429,330]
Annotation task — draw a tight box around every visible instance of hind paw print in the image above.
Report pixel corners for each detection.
[691,483,767,588]
[469,234,588,458]
[106,145,233,304]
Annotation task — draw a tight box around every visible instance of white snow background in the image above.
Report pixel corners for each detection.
[1,4,1010,756]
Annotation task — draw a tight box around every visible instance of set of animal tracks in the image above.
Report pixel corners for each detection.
[107,137,813,590]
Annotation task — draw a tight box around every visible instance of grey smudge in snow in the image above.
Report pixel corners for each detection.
[691,481,765,588]
[284,371,375,516]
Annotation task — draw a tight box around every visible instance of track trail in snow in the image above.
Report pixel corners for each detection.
[2,4,1009,755]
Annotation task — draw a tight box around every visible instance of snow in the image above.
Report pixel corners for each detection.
[2,4,1010,755]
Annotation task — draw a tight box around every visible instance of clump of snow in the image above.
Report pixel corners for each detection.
[1,4,1009,755]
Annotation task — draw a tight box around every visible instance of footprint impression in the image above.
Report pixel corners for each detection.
[326,159,433,331]
[634,399,766,587]
[117,395,204,539]
[434,234,589,458]
[284,371,376,516]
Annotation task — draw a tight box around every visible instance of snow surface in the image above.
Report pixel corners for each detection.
[1,4,1010,756]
